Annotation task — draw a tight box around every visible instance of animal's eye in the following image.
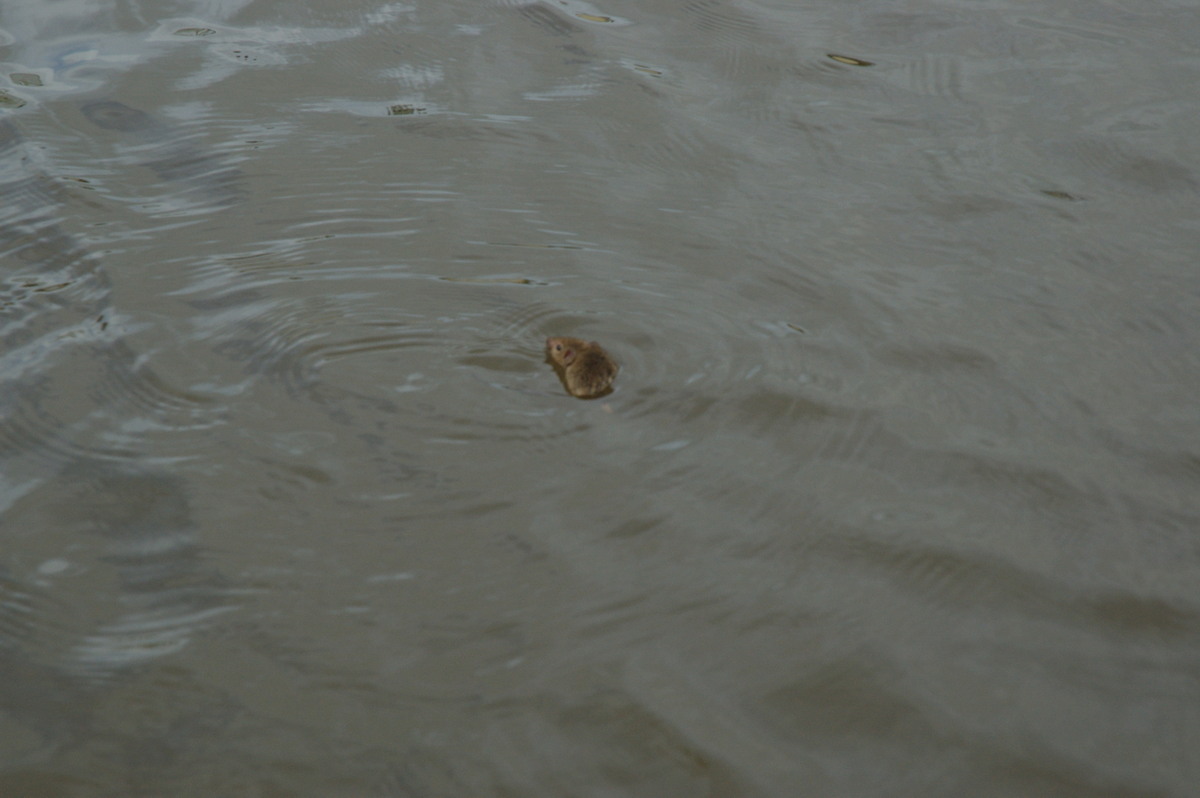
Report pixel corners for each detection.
[555,344,562,351]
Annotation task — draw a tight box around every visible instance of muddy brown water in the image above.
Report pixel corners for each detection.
[1,0,1198,795]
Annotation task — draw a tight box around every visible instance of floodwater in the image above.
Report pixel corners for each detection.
[2,0,1198,794]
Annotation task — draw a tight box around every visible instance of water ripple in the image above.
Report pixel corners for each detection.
[1,466,236,682]
[75,100,245,216]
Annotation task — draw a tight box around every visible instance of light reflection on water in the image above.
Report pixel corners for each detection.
[1,0,1198,794]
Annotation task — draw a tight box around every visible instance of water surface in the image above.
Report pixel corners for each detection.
[2,0,1198,794]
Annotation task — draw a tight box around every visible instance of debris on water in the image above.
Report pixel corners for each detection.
[0,91,27,109]
[828,54,874,67]
[388,104,427,116]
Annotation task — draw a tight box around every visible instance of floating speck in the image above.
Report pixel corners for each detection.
[828,53,874,67]
[388,103,427,116]
[0,90,27,109]
[33,281,72,293]
[1041,189,1081,201]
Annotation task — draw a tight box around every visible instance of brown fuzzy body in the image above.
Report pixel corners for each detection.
[545,337,618,399]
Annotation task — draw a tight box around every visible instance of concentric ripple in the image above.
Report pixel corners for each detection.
[74,99,245,217]
[0,464,236,683]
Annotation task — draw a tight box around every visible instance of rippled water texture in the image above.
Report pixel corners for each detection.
[2,0,1198,794]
